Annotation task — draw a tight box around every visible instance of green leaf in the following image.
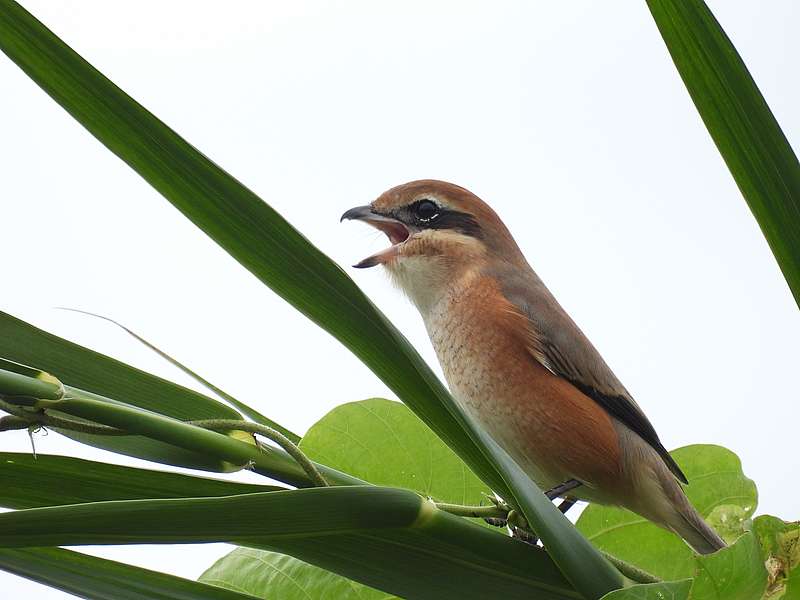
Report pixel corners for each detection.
[0,452,279,509]
[200,547,394,599]
[600,579,692,600]
[646,0,800,308]
[576,445,757,580]
[0,547,259,600]
[0,311,252,472]
[690,532,766,600]
[300,399,490,506]
[0,487,580,600]
[602,534,769,600]
[753,515,800,599]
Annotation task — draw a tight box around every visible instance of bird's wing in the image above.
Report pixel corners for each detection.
[499,268,688,483]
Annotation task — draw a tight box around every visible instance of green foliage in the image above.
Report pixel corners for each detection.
[691,533,767,599]
[200,548,393,600]
[600,534,769,600]
[577,445,757,580]
[300,399,490,505]
[579,446,792,599]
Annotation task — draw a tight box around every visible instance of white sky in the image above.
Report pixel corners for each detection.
[1,1,799,597]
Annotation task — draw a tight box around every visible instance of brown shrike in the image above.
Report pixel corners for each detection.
[342,179,725,554]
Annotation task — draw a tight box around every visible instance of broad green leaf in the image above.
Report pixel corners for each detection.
[0,5,621,596]
[577,445,757,580]
[0,487,579,600]
[0,547,258,600]
[0,311,253,472]
[647,0,800,307]
[0,452,279,509]
[603,534,770,600]
[753,516,800,599]
[600,579,692,600]
[300,399,489,506]
[690,532,766,600]
[200,547,394,599]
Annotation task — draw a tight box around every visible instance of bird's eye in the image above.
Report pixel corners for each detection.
[413,199,440,222]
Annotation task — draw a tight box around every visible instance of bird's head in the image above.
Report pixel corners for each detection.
[342,180,523,309]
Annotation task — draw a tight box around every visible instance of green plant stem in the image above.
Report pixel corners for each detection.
[600,552,661,585]
[1,387,362,488]
[189,419,327,487]
[434,502,508,519]
[0,415,29,432]
[0,368,63,402]
[0,397,329,487]
[0,398,122,435]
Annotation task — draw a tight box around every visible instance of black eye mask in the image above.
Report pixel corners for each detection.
[397,199,483,239]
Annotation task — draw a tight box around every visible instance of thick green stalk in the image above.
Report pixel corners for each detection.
[0,367,62,401]
[1,382,360,488]
[191,419,328,487]
[0,488,580,600]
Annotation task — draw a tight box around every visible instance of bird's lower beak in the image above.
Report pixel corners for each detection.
[340,205,410,268]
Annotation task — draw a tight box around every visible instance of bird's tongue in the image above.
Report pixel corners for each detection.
[373,220,409,245]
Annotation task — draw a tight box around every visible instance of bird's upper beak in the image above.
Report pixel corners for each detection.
[340,205,410,268]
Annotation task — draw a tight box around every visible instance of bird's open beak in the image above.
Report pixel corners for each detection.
[340,205,410,268]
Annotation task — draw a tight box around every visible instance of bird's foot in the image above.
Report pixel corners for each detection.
[544,478,581,500]
[512,525,539,545]
[481,493,511,526]
[504,510,539,545]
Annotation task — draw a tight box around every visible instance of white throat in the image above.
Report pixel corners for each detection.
[385,256,450,315]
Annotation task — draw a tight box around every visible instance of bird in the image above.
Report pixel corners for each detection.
[341,179,725,554]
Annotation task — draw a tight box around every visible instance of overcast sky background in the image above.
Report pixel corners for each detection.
[1,1,799,597]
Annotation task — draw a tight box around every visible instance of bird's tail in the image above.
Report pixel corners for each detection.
[654,466,726,555]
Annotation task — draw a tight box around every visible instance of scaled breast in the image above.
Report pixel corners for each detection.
[421,275,521,438]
